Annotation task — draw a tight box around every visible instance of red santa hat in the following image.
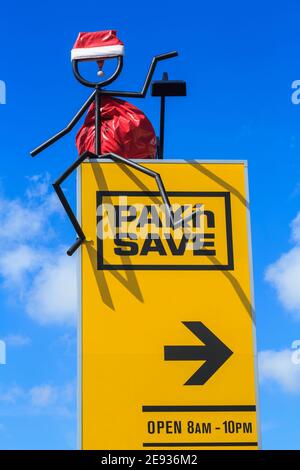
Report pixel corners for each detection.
[71,30,124,61]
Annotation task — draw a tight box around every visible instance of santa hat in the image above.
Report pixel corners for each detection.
[71,30,124,61]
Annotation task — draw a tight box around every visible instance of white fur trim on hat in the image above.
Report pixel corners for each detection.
[71,44,124,61]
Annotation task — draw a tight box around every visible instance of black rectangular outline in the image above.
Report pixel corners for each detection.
[142,405,256,412]
[97,191,234,271]
[142,442,258,447]
[142,404,257,448]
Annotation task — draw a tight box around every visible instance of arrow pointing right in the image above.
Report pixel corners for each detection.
[164,322,233,385]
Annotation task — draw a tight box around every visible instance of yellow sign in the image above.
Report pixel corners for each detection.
[79,160,260,450]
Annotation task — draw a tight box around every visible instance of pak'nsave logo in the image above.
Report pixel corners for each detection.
[96,191,234,271]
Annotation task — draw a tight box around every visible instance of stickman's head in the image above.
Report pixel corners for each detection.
[71,30,124,88]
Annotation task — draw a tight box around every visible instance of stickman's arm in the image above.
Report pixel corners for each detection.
[100,51,178,98]
[30,90,96,157]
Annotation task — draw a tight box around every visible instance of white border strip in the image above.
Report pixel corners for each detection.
[77,164,82,450]
[84,158,247,164]
[244,162,262,449]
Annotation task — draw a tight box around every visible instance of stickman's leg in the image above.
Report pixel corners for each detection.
[99,153,182,227]
[52,152,91,256]
[99,153,203,235]
[53,151,201,257]
[52,151,176,257]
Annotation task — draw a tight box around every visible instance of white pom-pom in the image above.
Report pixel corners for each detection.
[97,70,104,77]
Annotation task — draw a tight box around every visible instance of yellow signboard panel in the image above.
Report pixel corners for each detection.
[79,159,259,450]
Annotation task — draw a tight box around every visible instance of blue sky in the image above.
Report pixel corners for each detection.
[0,0,300,449]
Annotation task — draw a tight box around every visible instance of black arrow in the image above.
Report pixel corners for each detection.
[164,322,233,385]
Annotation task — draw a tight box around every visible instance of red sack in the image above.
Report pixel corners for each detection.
[76,96,157,158]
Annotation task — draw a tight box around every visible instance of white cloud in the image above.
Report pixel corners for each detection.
[29,383,75,415]
[29,385,57,407]
[291,212,300,243]
[0,246,77,325]
[258,349,300,394]
[265,211,300,320]
[0,190,61,245]
[0,174,60,246]
[0,386,23,404]
[0,247,77,326]
[0,383,75,416]
[0,245,46,285]
[26,254,77,325]
[265,247,300,316]
[25,173,51,199]
[56,332,76,349]
[3,335,31,347]
[0,175,76,326]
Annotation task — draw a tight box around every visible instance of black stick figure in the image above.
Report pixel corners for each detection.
[31,51,178,157]
[31,48,186,255]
